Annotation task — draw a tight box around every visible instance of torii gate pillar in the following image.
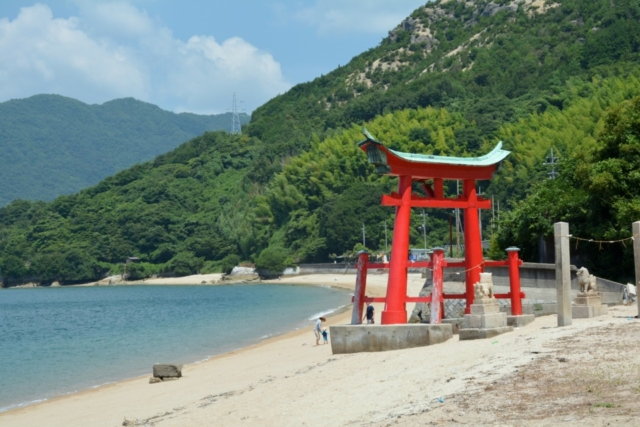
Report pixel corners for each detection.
[463,179,483,314]
[381,175,412,324]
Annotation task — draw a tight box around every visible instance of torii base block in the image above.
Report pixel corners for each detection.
[459,297,513,341]
[329,324,453,354]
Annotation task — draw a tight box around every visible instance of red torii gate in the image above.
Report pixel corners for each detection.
[354,128,522,325]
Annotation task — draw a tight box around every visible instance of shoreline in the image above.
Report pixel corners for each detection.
[0,273,379,419]
[0,299,355,416]
[3,270,399,290]
[2,272,639,426]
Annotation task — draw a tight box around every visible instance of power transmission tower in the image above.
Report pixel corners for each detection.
[230,92,242,135]
[544,148,559,179]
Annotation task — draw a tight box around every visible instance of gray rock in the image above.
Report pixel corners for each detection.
[482,2,517,17]
[229,266,255,276]
[153,364,183,379]
[149,377,162,384]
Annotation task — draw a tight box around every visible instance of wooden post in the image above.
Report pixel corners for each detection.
[351,251,369,325]
[633,222,640,317]
[506,247,522,316]
[555,222,572,327]
[430,248,446,324]
[463,179,483,314]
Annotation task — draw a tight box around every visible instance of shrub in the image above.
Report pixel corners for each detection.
[220,254,241,274]
[164,252,204,277]
[255,246,289,276]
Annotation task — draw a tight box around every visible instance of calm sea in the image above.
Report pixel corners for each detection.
[0,284,350,412]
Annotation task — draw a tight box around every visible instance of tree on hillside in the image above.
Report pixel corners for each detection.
[496,95,640,281]
[318,182,391,257]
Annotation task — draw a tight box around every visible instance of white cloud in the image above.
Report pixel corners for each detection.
[292,0,428,35]
[0,2,291,113]
[77,1,157,39]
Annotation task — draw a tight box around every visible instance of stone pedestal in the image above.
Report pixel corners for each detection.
[572,293,608,318]
[330,324,452,354]
[459,298,513,341]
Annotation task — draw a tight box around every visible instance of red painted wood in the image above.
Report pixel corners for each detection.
[507,249,523,315]
[463,179,483,314]
[382,175,412,324]
[434,178,444,198]
[483,261,508,267]
[381,194,492,209]
[382,157,498,180]
[367,263,390,269]
[352,294,524,303]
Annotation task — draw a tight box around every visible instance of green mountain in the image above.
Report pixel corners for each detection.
[2,0,640,285]
[0,95,250,206]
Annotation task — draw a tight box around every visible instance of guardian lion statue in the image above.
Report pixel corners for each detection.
[576,267,597,294]
[474,272,494,299]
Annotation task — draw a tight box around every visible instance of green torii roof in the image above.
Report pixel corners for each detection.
[357,128,510,180]
[359,127,510,167]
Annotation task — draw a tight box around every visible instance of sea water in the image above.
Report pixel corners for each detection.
[0,284,350,412]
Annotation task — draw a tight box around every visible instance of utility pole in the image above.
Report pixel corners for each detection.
[544,148,559,179]
[418,209,428,274]
[381,220,388,254]
[449,213,453,258]
[492,195,495,234]
[421,209,428,259]
[362,223,366,247]
[456,180,461,257]
[478,186,483,243]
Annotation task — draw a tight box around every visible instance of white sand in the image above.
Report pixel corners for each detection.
[2,272,638,426]
[127,273,224,285]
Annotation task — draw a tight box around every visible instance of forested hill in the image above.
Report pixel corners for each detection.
[247,0,640,180]
[0,95,250,205]
[2,0,640,285]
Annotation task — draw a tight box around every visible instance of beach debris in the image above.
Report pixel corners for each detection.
[152,363,183,381]
[149,377,162,384]
[122,417,138,426]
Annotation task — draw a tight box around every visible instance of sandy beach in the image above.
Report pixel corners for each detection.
[2,273,639,427]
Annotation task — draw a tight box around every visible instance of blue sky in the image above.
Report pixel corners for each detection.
[0,1,427,114]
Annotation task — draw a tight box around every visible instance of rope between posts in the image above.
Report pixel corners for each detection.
[453,262,486,275]
[555,233,640,250]
[405,261,487,274]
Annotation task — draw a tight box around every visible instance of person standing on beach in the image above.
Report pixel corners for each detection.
[365,303,375,324]
[314,317,326,346]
